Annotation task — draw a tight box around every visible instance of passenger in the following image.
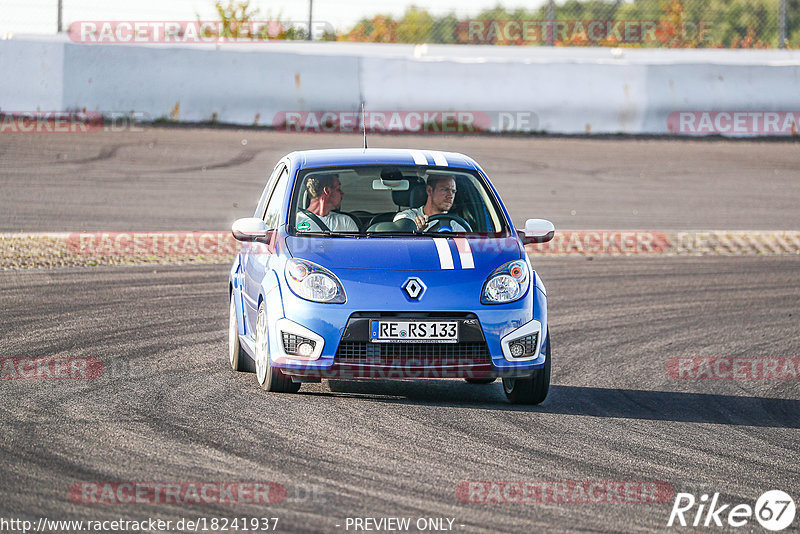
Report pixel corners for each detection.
[296,173,359,232]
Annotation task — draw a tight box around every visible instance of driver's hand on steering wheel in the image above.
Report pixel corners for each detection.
[413,214,429,230]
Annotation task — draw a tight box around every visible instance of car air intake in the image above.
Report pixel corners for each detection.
[282,332,316,357]
[335,341,491,367]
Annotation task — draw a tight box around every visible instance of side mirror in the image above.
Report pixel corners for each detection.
[232,217,269,242]
[517,219,555,244]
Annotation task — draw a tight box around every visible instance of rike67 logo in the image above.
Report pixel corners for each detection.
[668,490,796,531]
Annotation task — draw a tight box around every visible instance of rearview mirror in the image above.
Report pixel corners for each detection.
[517,219,555,244]
[372,178,409,191]
[232,217,269,242]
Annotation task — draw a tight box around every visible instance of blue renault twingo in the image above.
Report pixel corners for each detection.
[229,148,555,404]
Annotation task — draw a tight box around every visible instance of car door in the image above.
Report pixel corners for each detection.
[243,164,290,334]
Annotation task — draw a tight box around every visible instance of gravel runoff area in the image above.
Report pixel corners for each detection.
[1,231,799,270]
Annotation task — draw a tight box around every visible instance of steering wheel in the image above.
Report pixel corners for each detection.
[425,213,473,232]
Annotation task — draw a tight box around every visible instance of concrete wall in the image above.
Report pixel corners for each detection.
[60,45,361,124]
[2,36,799,135]
[0,39,65,110]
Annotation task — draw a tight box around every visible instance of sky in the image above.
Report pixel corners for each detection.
[0,0,546,36]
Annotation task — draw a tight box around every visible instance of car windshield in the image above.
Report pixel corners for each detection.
[288,165,509,237]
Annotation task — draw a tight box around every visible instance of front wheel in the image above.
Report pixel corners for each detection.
[254,302,301,393]
[229,296,254,372]
[502,330,550,405]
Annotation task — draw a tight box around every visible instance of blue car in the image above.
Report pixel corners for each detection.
[228,149,555,404]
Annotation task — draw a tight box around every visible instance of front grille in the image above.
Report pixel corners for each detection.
[335,341,491,367]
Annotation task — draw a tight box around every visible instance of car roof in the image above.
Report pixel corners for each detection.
[286,148,481,171]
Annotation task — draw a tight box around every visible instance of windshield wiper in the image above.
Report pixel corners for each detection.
[297,230,333,236]
[364,232,423,237]
[297,231,371,238]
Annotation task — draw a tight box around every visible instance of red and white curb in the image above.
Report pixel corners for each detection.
[525,230,800,256]
[1,231,799,270]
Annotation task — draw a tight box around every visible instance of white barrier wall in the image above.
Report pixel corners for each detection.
[360,57,650,134]
[640,63,800,134]
[0,39,65,110]
[2,37,799,134]
[60,44,362,124]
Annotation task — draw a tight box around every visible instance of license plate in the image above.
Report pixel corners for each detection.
[370,321,458,343]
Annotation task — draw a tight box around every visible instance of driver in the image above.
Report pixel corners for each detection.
[393,174,466,231]
[296,173,359,232]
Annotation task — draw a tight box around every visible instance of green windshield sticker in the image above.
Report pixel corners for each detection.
[297,221,311,231]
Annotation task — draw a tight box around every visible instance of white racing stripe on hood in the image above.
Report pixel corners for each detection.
[433,238,454,269]
[409,150,428,165]
[429,151,448,166]
[454,238,474,269]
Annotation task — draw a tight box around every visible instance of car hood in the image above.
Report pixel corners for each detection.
[285,235,523,272]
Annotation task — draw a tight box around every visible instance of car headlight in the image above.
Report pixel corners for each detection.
[481,259,529,304]
[285,259,346,303]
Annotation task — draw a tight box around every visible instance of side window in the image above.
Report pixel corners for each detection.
[254,163,285,218]
[263,167,290,230]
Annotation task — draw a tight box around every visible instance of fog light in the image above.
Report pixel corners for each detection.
[507,332,539,358]
[297,342,314,357]
[282,332,316,357]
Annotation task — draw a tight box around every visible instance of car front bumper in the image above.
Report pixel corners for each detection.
[264,274,548,379]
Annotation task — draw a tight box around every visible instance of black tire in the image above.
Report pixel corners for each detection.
[254,302,301,393]
[502,329,550,405]
[465,378,496,384]
[229,296,254,372]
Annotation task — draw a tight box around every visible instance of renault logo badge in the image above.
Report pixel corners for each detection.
[402,277,426,300]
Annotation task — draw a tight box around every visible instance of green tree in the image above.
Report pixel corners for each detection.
[213,0,259,39]
[397,6,436,43]
[342,15,398,42]
[429,13,459,43]
[338,0,790,48]
[207,0,309,41]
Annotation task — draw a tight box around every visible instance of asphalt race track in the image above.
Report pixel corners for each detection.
[2,128,800,232]
[1,129,799,533]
